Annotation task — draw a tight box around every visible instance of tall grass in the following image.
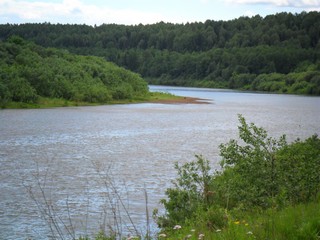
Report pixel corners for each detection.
[160,200,320,240]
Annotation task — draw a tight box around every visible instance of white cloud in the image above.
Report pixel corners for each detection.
[0,0,183,25]
[1,0,318,25]
[243,10,256,17]
[225,0,320,7]
[226,0,286,6]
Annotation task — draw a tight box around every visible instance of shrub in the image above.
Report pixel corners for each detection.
[158,155,212,227]
[217,115,320,209]
[159,115,320,230]
[276,135,320,204]
[218,114,288,209]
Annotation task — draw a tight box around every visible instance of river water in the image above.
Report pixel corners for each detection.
[0,86,319,239]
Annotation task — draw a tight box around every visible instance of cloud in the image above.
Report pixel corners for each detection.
[225,0,320,7]
[0,0,182,25]
[243,10,256,17]
[225,0,320,8]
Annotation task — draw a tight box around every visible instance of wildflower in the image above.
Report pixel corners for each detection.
[245,223,249,226]
[159,233,167,238]
[234,221,240,225]
[186,234,192,239]
[215,229,222,233]
[127,236,139,240]
[198,233,205,239]
[247,231,253,235]
[173,225,182,230]
[191,229,196,232]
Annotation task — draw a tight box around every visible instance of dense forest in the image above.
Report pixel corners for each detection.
[0,36,148,106]
[1,11,320,95]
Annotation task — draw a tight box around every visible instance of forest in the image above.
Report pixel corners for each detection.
[0,36,148,107]
[1,11,320,95]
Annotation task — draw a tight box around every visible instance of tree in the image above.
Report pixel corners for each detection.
[1,12,319,94]
[0,38,149,106]
[218,115,288,209]
[158,115,320,230]
[0,81,11,107]
[276,135,320,205]
[158,155,212,227]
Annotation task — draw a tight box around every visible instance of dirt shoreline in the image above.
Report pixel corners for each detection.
[150,96,211,104]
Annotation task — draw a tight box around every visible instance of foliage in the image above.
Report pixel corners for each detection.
[0,37,148,106]
[217,115,288,209]
[157,115,320,237]
[1,12,319,94]
[160,200,320,240]
[216,116,320,209]
[276,135,320,205]
[158,155,212,227]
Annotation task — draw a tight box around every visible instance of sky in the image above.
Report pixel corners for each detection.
[0,0,319,26]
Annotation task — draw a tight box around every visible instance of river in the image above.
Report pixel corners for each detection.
[0,86,319,239]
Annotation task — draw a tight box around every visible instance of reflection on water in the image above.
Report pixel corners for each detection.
[0,86,319,239]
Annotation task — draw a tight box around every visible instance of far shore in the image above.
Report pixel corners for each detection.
[150,96,211,104]
[1,92,211,109]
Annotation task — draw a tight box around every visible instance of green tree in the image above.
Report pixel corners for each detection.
[158,155,212,227]
[0,38,148,106]
[276,135,320,205]
[158,115,320,230]
[218,115,288,209]
[0,81,11,107]
[1,12,320,94]
[8,75,38,103]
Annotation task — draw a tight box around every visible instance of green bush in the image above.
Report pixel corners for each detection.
[0,81,11,107]
[216,115,320,210]
[0,38,148,106]
[276,135,320,204]
[217,115,288,209]
[158,155,212,227]
[159,115,320,230]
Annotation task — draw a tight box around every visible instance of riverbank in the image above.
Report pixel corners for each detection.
[150,96,210,104]
[148,91,210,104]
[1,92,210,109]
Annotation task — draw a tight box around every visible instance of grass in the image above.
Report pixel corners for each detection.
[72,201,320,239]
[158,200,320,240]
[2,97,100,109]
[1,92,184,109]
[148,91,182,101]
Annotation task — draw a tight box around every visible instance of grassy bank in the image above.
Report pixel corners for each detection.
[1,92,186,109]
[77,200,320,240]
[158,200,320,240]
[153,116,320,240]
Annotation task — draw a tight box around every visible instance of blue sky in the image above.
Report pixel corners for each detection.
[0,0,319,25]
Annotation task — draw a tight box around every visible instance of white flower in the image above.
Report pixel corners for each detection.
[159,233,167,238]
[127,236,139,240]
[198,233,205,239]
[247,231,253,235]
[173,225,182,230]
[186,234,192,238]
[216,229,222,232]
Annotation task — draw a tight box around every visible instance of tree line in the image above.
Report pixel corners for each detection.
[0,11,319,94]
[0,36,148,106]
